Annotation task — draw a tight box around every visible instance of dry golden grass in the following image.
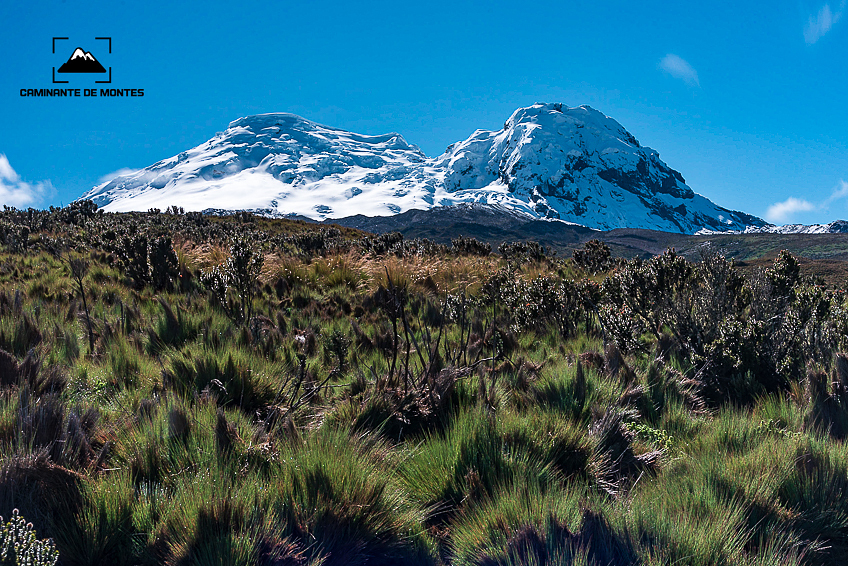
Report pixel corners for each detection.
[259,248,504,295]
[359,253,503,294]
[181,241,228,271]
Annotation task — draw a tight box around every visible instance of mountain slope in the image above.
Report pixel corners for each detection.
[432,103,764,233]
[84,113,441,219]
[82,103,766,234]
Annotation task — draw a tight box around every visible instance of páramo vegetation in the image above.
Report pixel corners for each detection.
[1,201,848,565]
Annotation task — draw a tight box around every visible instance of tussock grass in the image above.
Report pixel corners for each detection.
[447,483,591,566]
[400,408,569,526]
[273,426,436,565]
[162,346,279,414]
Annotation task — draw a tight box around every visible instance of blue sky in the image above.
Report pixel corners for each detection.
[1,0,846,225]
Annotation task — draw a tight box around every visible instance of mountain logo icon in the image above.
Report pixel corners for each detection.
[57,47,106,73]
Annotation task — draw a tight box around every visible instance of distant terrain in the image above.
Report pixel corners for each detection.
[328,204,848,284]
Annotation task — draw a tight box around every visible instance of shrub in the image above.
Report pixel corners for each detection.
[483,268,585,337]
[200,235,263,323]
[600,248,693,349]
[281,227,344,257]
[322,329,350,374]
[357,232,404,256]
[498,241,546,263]
[0,221,30,254]
[114,234,178,290]
[0,508,59,566]
[226,234,264,323]
[451,235,491,257]
[149,236,179,291]
[571,239,612,275]
[115,233,151,288]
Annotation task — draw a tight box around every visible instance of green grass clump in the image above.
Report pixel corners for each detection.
[273,426,436,565]
[163,346,277,414]
[447,484,603,566]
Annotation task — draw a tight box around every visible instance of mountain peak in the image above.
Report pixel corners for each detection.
[503,103,641,148]
[228,112,316,132]
[225,112,416,152]
[81,103,765,234]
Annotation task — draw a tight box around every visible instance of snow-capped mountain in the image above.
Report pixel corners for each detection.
[697,220,848,235]
[82,103,767,234]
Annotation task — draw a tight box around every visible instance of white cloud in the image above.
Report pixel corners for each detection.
[98,167,140,184]
[0,155,19,183]
[766,179,848,223]
[659,54,700,87]
[823,179,848,205]
[765,197,816,223]
[804,1,845,44]
[0,154,51,208]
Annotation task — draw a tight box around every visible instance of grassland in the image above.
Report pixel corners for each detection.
[2,204,848,565]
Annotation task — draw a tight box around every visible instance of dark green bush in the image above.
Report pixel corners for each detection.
[571,239,612,275]
[498,241,546,263]
[451,235,491,257]
[200,235,263,323]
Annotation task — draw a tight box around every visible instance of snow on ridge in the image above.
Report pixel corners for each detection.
[697,219,848,235]
[81,103,767,234]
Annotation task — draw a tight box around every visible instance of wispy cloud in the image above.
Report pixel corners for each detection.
[824,179,848,204]
[0,154,51,208]
[765,197,816,223]
[0,156,17,182]
[766,179,848,223]
[804,1,846,44]
[98,167,140,184]
[659,54,700,87]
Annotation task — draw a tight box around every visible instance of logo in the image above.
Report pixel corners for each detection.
[19,37,144,99]
[58,48,107,73]
[52,37,111,83]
